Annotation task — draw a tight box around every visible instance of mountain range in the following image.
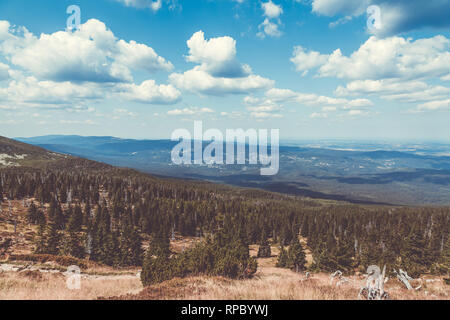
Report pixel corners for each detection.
[9,135,449,206]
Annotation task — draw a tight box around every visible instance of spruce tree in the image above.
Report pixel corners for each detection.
[26,202,38,224]
[402,225,432,278]
[45,222,61,255]
[67,204,83,232]
[288,239,307,272]
[34,224,46,254]
[257,230,271,258]
[441,236,450,275]
[276,245,288,267]
[62,231,85,259]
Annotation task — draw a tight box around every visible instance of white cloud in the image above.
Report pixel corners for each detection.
[0,19,180,109]
[312,0,369,17]
[250,111,283,119]
[117,80,181,104]
[335,79,428,96]
[170,67,272,96]
[311,0,450,36]
[115,0,162,11]
[266,87,373,109]
[257,19,282,38]
[292,35,450,81]
[59,119,98,125]
[170,31,273,95]
[185,30,249,78]
[0,19,173,83]
[258,1,283,38]
[291,46,329,75]
[415,99,450,112]
[262,1,283,19]
[0,76,103,106]
[336,79,450,104]
[167,107,214,116]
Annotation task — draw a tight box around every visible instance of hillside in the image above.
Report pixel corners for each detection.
[0,137,449,301]
[0,136,111,170]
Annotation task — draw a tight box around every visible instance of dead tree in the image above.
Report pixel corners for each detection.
[394,269,422,291]
[330,270,351,287]
[358,265,389,300]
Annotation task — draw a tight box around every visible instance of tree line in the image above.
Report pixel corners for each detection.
[0,166,449,284]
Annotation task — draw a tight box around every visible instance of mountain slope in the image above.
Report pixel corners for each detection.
[0,136,110,170]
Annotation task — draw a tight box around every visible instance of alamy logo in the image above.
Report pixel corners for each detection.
[65,265,81,290]
[367,5,382,32]
[171,121,279,176]
[66,5,81,31]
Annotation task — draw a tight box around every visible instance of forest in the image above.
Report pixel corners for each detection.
[1,164,449,286]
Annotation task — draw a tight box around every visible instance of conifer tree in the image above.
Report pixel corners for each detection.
[45,222,61,255]
[67,204,83,232]
[288,239,307,272]
[62,231,85,259]
[276,245,289,268]
[26,202,38,224]
[402,225,432,278]
[34,224,46,254]
[257,230,271,258]
[440,236,450,275]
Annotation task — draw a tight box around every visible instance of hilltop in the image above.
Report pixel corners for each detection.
[0,136,111,170]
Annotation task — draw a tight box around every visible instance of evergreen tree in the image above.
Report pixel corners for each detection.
[26,202,38,224]
[257,230,271,258]
[62,231,85,259]
[402,225,433,278]
[440,236,450,275]
[67,204,83,232]
[44,222,61,255]
[276,245,288,267]
[288,239,307,272]
[33,224,46,254]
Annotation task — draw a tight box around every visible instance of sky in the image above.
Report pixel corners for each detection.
[0,0,450,142]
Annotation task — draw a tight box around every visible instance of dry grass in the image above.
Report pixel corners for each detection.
[1,201,449,300]
[111,264,449,300]
[0,271,142,300]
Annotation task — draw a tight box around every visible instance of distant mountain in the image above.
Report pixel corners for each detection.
[15,135,450,205]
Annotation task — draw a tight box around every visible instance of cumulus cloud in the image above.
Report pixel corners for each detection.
[170,31,273,95]
[411,99,450,113]
[116,80,181,104]
[0,76,103,106]
[311,0,450,36]
[257,1,283,38]
[185,30,249,78]
[0,19,173,83]
[0,19,180,109]
[290,46,329,76]
[292,35,450,81]
[262,0,283,19]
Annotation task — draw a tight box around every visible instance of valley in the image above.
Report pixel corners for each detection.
[0,136,449,301]
[16,135,450,205]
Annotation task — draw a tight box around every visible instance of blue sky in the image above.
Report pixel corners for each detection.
[0,0,450,141]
